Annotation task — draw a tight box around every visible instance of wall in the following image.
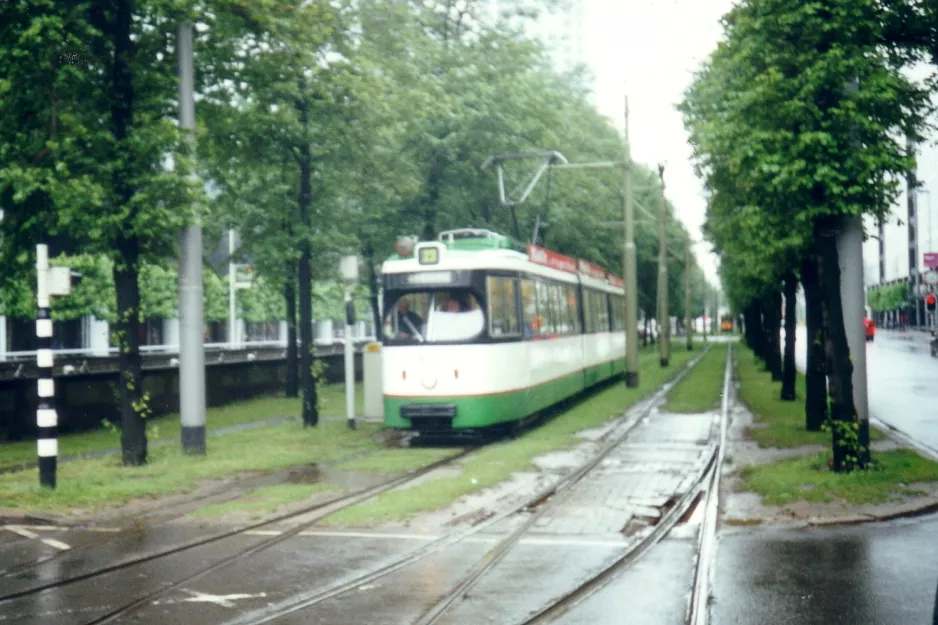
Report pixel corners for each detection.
[0,353,362,442]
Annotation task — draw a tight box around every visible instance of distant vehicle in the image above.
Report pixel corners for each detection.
[380,228,626,435]
[720,313,734,333]
[864,317,875,342]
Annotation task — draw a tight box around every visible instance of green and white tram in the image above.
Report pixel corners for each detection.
[381,228,626,433]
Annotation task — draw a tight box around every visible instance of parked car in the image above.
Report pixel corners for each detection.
[864,317,875,342]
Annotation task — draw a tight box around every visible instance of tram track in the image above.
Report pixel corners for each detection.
[0,446,477,607]
[424,345,732,625]
[0,442,388,579]
[508,344,732,625]
[215,346,712,625]
[2,346,715,625]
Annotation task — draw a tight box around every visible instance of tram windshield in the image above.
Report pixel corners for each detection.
[383,290,484,343]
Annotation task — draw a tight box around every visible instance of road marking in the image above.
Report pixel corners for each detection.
[152,590,268,608]
[3,525,71,550]
[39,538,71,550]
[9,525,69,532]
[5,526,40,539]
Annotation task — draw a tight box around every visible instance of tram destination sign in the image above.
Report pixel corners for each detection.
[527,244,578,274]
[577,259,606,281]
[384,269,473,290]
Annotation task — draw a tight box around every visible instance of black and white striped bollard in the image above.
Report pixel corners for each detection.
[36,244,57,489]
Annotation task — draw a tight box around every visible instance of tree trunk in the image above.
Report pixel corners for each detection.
[816,217,863,471]
[284,271,298,398]
[781,273,797,400]
[743,304,759,353]
[297,93,318,427]
[110,0,145,465]
[114,238,147,465]
[763,291,783,381]
[642,317,649,346]
[801,255,827,431]
[748,300,767,360]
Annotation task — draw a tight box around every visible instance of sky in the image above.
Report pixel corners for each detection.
[578,0,735,287]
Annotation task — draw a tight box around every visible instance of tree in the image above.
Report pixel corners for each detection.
[681,0,931,471]
[200,0,365,425]
[1,1,200,466]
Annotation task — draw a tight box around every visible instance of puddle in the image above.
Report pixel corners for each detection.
[285,465,392,490]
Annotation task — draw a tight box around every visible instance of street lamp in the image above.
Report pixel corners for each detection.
[340,255,360,430]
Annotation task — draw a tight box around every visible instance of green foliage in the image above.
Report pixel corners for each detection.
[681,0,932,312]
[203,268,228,323]
[240,277,285,322]
[867,283,909,312]
[139,264,177,320]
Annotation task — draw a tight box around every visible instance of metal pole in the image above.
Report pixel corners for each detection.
[927,193,935,252]
[657,165,670,367]
[344,285,356,430]
[228,229,237,347]
[622,96,639,388]
[907,135,921,328]
[685,243,693,351]
[35,244,57,488]
[177,21,206,455]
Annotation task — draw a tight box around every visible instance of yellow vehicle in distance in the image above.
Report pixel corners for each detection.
[720,313,734,333]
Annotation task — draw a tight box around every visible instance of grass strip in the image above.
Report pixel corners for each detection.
[736,346,884,448]
[663,344,727,413]
[740,449,938,505]
[189,483,341,520]
[318,347,699,528]
[0,419,382,516]
[0,383,363,471]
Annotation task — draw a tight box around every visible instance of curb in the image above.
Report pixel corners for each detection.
[723,497,938,529]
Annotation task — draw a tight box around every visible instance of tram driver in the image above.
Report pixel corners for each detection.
[395,297,424,339]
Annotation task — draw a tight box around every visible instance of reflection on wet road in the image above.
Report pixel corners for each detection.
[712,513,938,625]
[793,327,938,451]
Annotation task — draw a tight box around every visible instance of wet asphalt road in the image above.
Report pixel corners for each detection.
[793,326,938,451]
[0,380,714,625]
[5,337,938,625]
[712,512,938,625]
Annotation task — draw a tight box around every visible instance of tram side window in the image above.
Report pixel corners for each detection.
[521,279,539,337]
[610,295,625,331]
[487,276,522,338]
[550,283,567,335]
[566,285,581,333]
[597,293,610,332]
[582,288,594,333]
[536,280,555,334]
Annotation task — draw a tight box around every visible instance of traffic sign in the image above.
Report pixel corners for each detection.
[925,252,938,268]
[925,270,938,286]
